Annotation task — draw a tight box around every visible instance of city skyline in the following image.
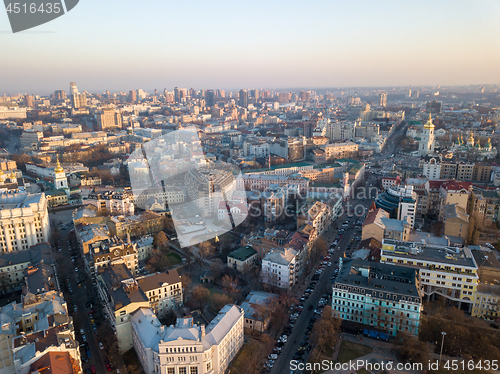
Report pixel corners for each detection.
[1,0,500,93]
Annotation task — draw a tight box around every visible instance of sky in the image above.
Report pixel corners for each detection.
[1,0,500,95]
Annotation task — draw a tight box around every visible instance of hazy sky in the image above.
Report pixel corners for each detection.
[1,0,500,94]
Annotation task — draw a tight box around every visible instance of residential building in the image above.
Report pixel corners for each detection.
[136,270,183,317]
[240,291,278,332]
[227,247,258,272]
[0,291,77,374]
[0,192,50,253]
[332,259,423,336]
[324,142,358,161]
[361,208,410,243]
[83,189,135,216]
[107,211,164,239]
[261,248,296,290]
[442,204,469,240]
[96,264,150,352]
[131,305,244,374]
[297,201,332,237]
[438,181,471,221]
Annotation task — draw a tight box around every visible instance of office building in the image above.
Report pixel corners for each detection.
[96,108,123,130]
[381,240,479,312]
[379,93,387,107]
[238,89,248,107]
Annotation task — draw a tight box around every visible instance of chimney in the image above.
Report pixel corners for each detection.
[200,324,205,338]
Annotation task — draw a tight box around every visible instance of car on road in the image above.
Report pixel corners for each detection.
[82,334,86,342]
[99,342,104,350]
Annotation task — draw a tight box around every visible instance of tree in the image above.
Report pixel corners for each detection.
[192,285,210,311]
[396,332,429,363]
[210,293,233,312]
[180,274,192,295]
[221,275,239,298]
[155,231,169,252]
[310,306,341,355]
[210,259,224,281]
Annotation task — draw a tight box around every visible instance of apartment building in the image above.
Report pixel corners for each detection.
[137,270,183,318]
[261,248,296,289]
[332,260,423,336]
[324,142,359,161]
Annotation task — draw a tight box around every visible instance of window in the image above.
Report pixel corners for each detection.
[167,369,175,374]
[190,368,198,374]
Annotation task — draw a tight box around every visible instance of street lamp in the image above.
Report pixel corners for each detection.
[439,332,446,365]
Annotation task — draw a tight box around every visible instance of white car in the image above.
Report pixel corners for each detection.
[99,342,104,350]
[80,328,84,335]
[82,334,86,342]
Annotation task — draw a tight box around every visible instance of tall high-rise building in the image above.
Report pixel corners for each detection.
[216,89,225,98]
[25,95,34,108]
[70,82,78,96]
[250,89,259,100]
[54,90,67,101]
[239,89,248,107]
[72,93,87,108]
[205,90,215,107]
[426,100,442,114]
[379,93,387,107]
[128,90,137,103]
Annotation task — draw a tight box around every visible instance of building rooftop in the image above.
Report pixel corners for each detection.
[228,247,258,262]
[334,259,422,303]
[240,291,278,321]
[136,269,181,292]
[382,239,478,269]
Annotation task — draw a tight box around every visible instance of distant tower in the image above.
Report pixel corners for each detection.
[239,89,248,107]
[419,113,435,156]
[379,93,387,107]
[70,82,78,96]
[54,155,68,190]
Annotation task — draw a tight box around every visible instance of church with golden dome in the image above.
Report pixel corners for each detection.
[54,154,68,190]
[450,132,497,159]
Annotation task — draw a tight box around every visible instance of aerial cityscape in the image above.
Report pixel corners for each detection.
[2,2,500,374]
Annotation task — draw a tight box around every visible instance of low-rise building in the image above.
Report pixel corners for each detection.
[227,247,258,272]
[240,291,278,332]
[442,204,469,240]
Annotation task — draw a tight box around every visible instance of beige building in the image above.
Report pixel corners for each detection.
[381,240,478,311]
[438,181,472,221]
[96,264,150,353]
[324,142,358,161]
[137,270,183,317]
[442,204,469,240]
[97,108,123,130]
[362,208,410,242]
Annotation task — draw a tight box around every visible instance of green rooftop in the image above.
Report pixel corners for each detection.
[228,247,257,261]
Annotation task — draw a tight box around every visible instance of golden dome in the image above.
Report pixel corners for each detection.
[54,155,64,173]
[423,113,434,129]
[0,169,4,176]
[9,172,15,179]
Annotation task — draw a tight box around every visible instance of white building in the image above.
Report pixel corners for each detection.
[0,192,50,253]
[418,114,435,156]
[422,156,441,181]
[261,249,297,289]
[131,305,244,374]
